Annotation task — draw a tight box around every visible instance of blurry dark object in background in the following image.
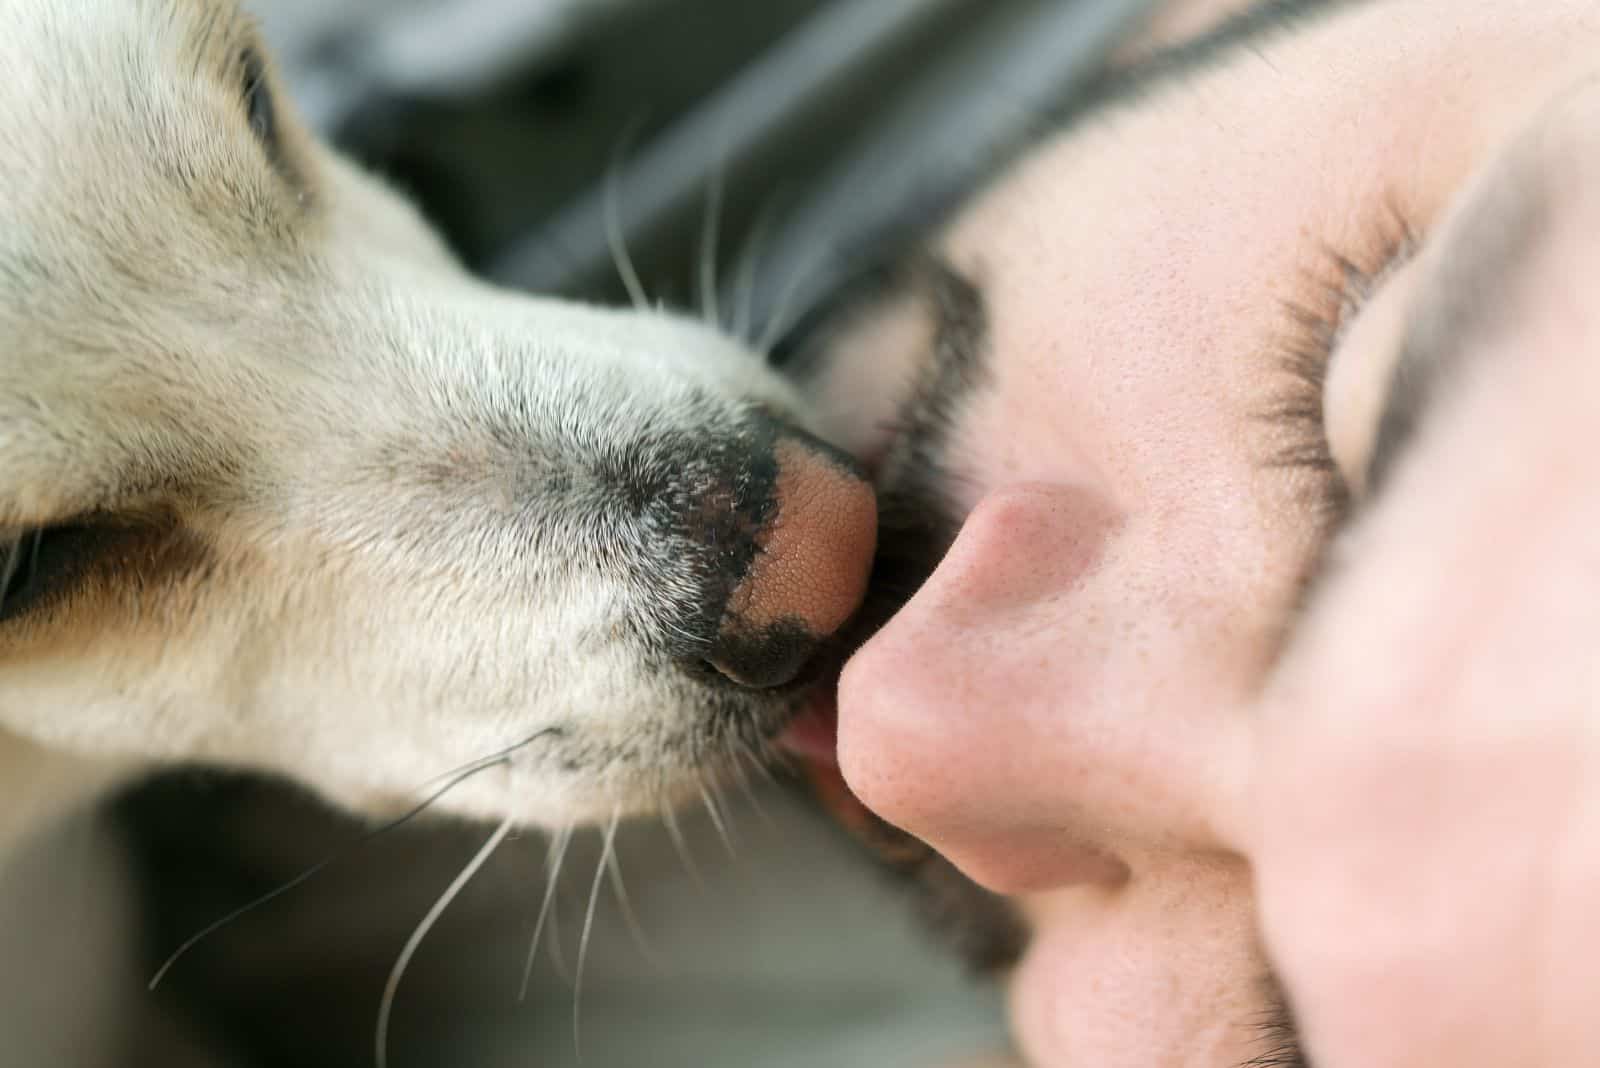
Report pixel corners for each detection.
[295,0,826,279]
[277,0,1155,337]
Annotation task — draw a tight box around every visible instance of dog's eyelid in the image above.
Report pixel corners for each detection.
[228,38,307,195]
[239,46,279,151]
[0,525,61,623]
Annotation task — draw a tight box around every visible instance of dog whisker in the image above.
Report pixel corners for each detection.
[26,527,41,589]
[519,825,573,1002]
[604,121,651,311]
[757,241,831,355]
[659,802,706,889]
[698,161,725,329]
[412,725,564,796]
[698,777,737,858]
[147,730,554,991]
[735,736,781,789]
[0,535,21,603]
[728,187,789,345]
[606,837,668,972]
[712,776,740,841]
[727,745,778,833]
[545,882,573,986]
[376,814,513,1068]
[573,811,620,1056]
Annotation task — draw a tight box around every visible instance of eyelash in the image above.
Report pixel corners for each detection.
[1260,203,1419,531]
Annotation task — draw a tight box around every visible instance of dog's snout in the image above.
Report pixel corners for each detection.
[704,434,876,689]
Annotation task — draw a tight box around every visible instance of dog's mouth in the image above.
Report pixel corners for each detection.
[774,694,882,843]
[772,693,886,849]
[775,697,840,765]
[769,656,1029,974]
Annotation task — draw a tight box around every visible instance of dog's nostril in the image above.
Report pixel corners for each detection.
[704,622,824,691]
[705,434,877,689]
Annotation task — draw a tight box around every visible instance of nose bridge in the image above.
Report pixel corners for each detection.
[836,482,1135,881]
[841,479,1257,882]
[919,482,1122,623]
[842,482,1123,730]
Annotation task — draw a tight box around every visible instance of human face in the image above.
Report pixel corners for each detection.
[793,1,1600,1064]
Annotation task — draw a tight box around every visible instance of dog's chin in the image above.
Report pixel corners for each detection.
[776,685,1029,974]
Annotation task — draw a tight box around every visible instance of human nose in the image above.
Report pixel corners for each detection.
[836,482,1133,893]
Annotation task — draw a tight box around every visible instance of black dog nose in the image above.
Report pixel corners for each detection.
[703,433,876,688]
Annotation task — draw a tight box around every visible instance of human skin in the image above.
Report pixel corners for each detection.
[1240,79,1600,1066]
[797,1,1600,1064]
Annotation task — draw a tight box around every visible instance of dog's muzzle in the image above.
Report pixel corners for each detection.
[695,426,877,690]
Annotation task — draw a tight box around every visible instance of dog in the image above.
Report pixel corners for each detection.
[0,0,878,858]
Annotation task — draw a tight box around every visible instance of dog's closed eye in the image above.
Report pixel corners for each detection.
[0,520,187,625]
[239,46,283,169]
[0,525,102,624]
[2,528,54,623]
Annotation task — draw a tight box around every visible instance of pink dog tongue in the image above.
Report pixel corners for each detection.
[783,706,933,868]
[778,700,908,856]
[777,703,840,765]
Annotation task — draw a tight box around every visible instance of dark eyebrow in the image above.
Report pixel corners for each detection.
[768,0,1355,356]
[905,251,992,446]
[847,249,992,533]
[779,245,990,432]
[1365,161,1553,496]
[1059,0,1355,130]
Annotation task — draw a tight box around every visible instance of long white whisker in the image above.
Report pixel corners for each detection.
[607,841,667,972]
[698,779,736,858]
[519,826,573,1001]
[376,815,513,1068]
[660,803,705,889]
[727,748,777,833]
[26,529,41,587]
[0,536,21,600]
[711,777,739,841]
[545,876,572,986]
[729,190,786,345]
[149,736,544,992]
[698,162,725,328]
[735,737,780,788]
[604,131,649,311]
[573,812,619,1057]
[756,243,830,355]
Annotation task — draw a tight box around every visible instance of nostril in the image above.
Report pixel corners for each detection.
[706,621,823,690]
[706,432,877,689]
